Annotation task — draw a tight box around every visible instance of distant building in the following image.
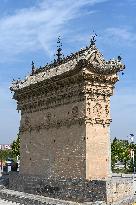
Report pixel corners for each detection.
[0,144,11,150]
[114,161,125,169]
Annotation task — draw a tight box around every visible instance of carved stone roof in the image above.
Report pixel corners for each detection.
[10,44,125,92]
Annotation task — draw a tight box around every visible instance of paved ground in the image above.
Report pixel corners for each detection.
[0,199,21,204]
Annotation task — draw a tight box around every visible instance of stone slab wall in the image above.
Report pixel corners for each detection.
[20,100,86,179]
[9,172,107,203]
[8,172,135,204]
[0,188,107,205]
[106,177,134,204]
[86,124,111,180]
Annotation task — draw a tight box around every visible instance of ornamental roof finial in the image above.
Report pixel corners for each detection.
[56,36,63,63]
[31,61,35,75]
[117,55,122,61]
[90,31,97,46]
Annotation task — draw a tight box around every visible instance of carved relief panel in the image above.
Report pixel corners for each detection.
[72,106,78,118]
[93,103,102,118]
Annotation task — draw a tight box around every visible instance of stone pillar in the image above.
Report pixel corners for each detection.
[84,71,116,180]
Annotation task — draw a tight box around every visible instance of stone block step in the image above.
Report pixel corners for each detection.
[0,188,79,205]
[0,188,106,205]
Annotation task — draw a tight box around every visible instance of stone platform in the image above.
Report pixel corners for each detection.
[9,172,107,203]
[0,187,106,205]
[0,187,135,205]
[7,172,135,205]
[0,173,135,205]
[0,199,21,205]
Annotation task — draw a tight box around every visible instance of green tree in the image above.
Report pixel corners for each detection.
[127,143,136,172]
[11,135,20,157]
[111,138,131,171]
[0,149,13,161]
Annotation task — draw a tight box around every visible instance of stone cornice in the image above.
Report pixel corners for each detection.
[12,66,118,105]
[86,61,124,75]
[83,72,119,85]
[15,79,113,114]
[10,45,125,93]
[13,70,84,101]
[18,91,85,114]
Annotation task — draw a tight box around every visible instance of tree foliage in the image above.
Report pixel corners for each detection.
[11,135,20,157]
[0,149,13,161]
[111,137,136,173]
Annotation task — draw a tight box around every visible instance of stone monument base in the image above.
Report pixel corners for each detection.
[8,172,135,205]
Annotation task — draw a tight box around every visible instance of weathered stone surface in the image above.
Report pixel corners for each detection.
[8,172,135,204]
[106,177,134,204]
[0,199,21,205]
[9,42,129,204]
[9,172,107,203]
[10,44,125,180]
[0,187,106,205]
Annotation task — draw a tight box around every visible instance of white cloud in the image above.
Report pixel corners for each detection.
[102,27,136,47]
[0,0,108,62]
[0,0,110,143]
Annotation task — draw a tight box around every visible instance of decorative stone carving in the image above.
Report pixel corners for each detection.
[72,106,78,118]
[19,116,85,133]
[95,118,104,124]
[93,103,102,118]
[47,112,52,121]
[105,104,110,117]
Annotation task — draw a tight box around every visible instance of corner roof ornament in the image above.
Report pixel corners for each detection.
[31,61,35,75]
[56,36,63,63]
[117,55,122,62]
[90,31,97,46]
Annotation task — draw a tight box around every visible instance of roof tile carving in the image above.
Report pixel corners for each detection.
[10,44,125,91]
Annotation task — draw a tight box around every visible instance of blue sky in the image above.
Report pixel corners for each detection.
[0,0,136,144]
